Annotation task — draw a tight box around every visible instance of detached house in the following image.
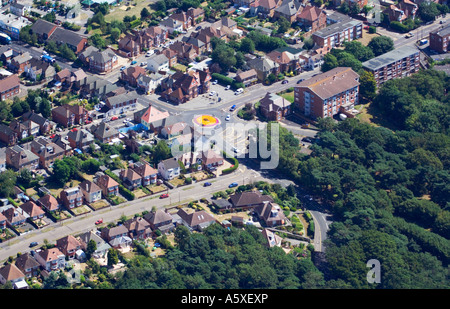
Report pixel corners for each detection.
[0,263,27,289]
[0,124,18,146]
[160,69,211,104]
[297,5,327,33]
[35,248,66,272]
[22,111,54,135]
[105,92,138,115]
[235,69,258,87]
[247,57,280,82]
[147,53,170,73]
[101,225,132,249]
[273,0,302,23]
[37,194,61,212]
[90,122,119,144]
[160,17,183,34]
[79,46,118,73]
[132,160,158,186]
[56,235,83,259]
[79,180,102,204]
[229,191,274,210]
[266,49,301,74]
[59,186,83,209]
[5,145,39,171]
[169,11,193,31]
[144,209,175,233]
[120,168,142,190]
[19,201,45,221]
[96,174,119,198]
[15,253,40,278]
[67,128,95,152]
[120,66,146,87]
[259,92,292,121]
[2,207,27,227]
[51,104,89,127]
[254,202,286,227]
[176,208,216,231]
[158,157,181,180]
[124,217,152,240]
[24,57,56,82]
[10,52,32,74]
[140,105,170,131]
[29,137,65,168]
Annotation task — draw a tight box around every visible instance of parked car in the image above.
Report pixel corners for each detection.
[297,78,305,84]
[120,66,127,71]
[196,25,202,30]
[225,85,231,90]
[160,193,169,199]
[131,60,137,65]
[212,80,218,85]
[230,105,236,111]
[209,91,216,96]
[228,182,238,188]
[281,80,289,84]
[29,242,38,248]
[204,182,212,187]
[140,62,146,66]
[95,219,103,225]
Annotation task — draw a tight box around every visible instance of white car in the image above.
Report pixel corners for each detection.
[209,91,216,96]
[225,85,231,90]
[212,80,218,85]
[225,115,231,121]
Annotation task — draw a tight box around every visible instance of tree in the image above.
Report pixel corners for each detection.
[110,28,121,43]
[343,41,374,62]
[153,140,172,163]
[321,53,339,72]
[368,36,394,56]
[211,43,237,72]
[239,37,255,54]
[302,37,314,50]
[89,34,107,50]
[141,7,151,19]
[0,169,17,198]
[51,159,72,186]
[86,239,97,258]
[277,16,291,34]
[107,248,119,267]
[418,2,440,22]
[359,70,377,101]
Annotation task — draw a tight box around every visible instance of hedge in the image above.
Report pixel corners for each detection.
[221,151,239,174]
[211,73,245,90]
[119,185,135,201]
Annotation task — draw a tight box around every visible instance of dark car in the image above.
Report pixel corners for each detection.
[196,25,202,30]
[282,80,289,84]
[297,78,305,84]
[29,242,38,248]
[204,182,212,187]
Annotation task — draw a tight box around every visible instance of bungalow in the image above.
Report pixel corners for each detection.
[235,69,258,87]
[201,150,224,170]
[0,263,27,289]
[56,235,83,259]
[90,122,119,144]
[37,194,61,212]
[132,160,158,186]
[34,248,66,272]
[229,191,274,210]
[79,180,102,204]
[176,208,216,231]
[96,174,119,197]
[59,187,83,209]
[158,157,181,180]
[19,201,45,221]
[124,217,152,240]
[15,253,40,278]
[144,209,175,233]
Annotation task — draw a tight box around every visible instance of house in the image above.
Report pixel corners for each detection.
[262,228,283,247]
[2,207,27,227]
[67,128,94,152]
[235,69,258,87]
[34,248,66,272]
[256,0,281,18]
[187,7,205,26]
[5,145,39,171]
[0,12,31,40]
[22,111,54,135]
[169,11,192,31]
[132,160,158,186]
[120,168,142,190]
[259,92,292,121]
[295,67,360,119]
[59,187,83,209]
[144,209,175,233]
[430,23,450,54]
[247,57,280,82]
[30,19,57,42]
[254,202,286,226]
[15,253,40,278]
[212,199,233,212]
[10,52,32,74]
[273,0,302,23]
[160,69,211,104]
[160,17,183,34]
[19,201,45,221]
[161,121,190,140]
[28,137,65,169]
[120,66,146,87]
[201,150,224,170]
[0,212,6,229]
[147,53,170,73]
[48,27,88,54]
[79,46,118,73]
[181,36,206,55]
[143,26,168,47]
[0,263,27,289]
[362,45,419,87]
[78,231,111,258]
[229,191,274,210]
[96,174,119,197]
[160,48,178,67]
[24,57,56,82]
[176,208,216,231]
[140,105,170,131]
[0,74,20,101]
[56,235,83,259]
[37,194,60,212]
[158,157,181,180]
[10,1,30,17]
[101,225,131,248]
[90,122,119,144]
[297,5,327,33]
[51,104,89,127]
[9,119,39,140]
[79,180,102,204]
[169,41,198,63]
[118,34,142,58]
[124,217,152,240]
[266,50,301,74]
[137,72,164,94]
[0,124,18,146]
[105,92,138,115]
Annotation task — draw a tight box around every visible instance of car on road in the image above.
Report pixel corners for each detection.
[131,60,137,65]
[160,193,169,199]
[228,182,238,188]
[405,32,414,38]
[302,137,312,143]
[230,105,236,111]
[204,182,212,187]
[440,20,446,24]
[196,25,202,30]
[234,88,243,95]
[209,91,216,96]
[146,50,154,57]
[95,219,103,225]
[120,66,127,71]
[225,114,231,121]
[29,242,38,248]
[281,80,289,84]
[212,80,218,85]
[140,62,146,66]
[111,116,118,121]
[232,147,239,153]
[225,85,231,90]
[297,78,304,84]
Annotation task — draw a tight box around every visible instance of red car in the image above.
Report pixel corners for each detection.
[111,116,118,121]
[160,193,169,199]
[95,219,103,225]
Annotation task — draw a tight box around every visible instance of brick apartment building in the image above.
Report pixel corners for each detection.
[294,67,360,119]
[361,45,420,87]
[429,24,450,54]
[0,74,20,101]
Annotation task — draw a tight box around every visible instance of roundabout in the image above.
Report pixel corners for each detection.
[193,114,221,127]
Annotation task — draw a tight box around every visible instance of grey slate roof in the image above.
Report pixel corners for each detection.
[362,45,419,71]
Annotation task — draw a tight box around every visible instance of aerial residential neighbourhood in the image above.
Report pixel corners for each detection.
[0,0,448,293]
